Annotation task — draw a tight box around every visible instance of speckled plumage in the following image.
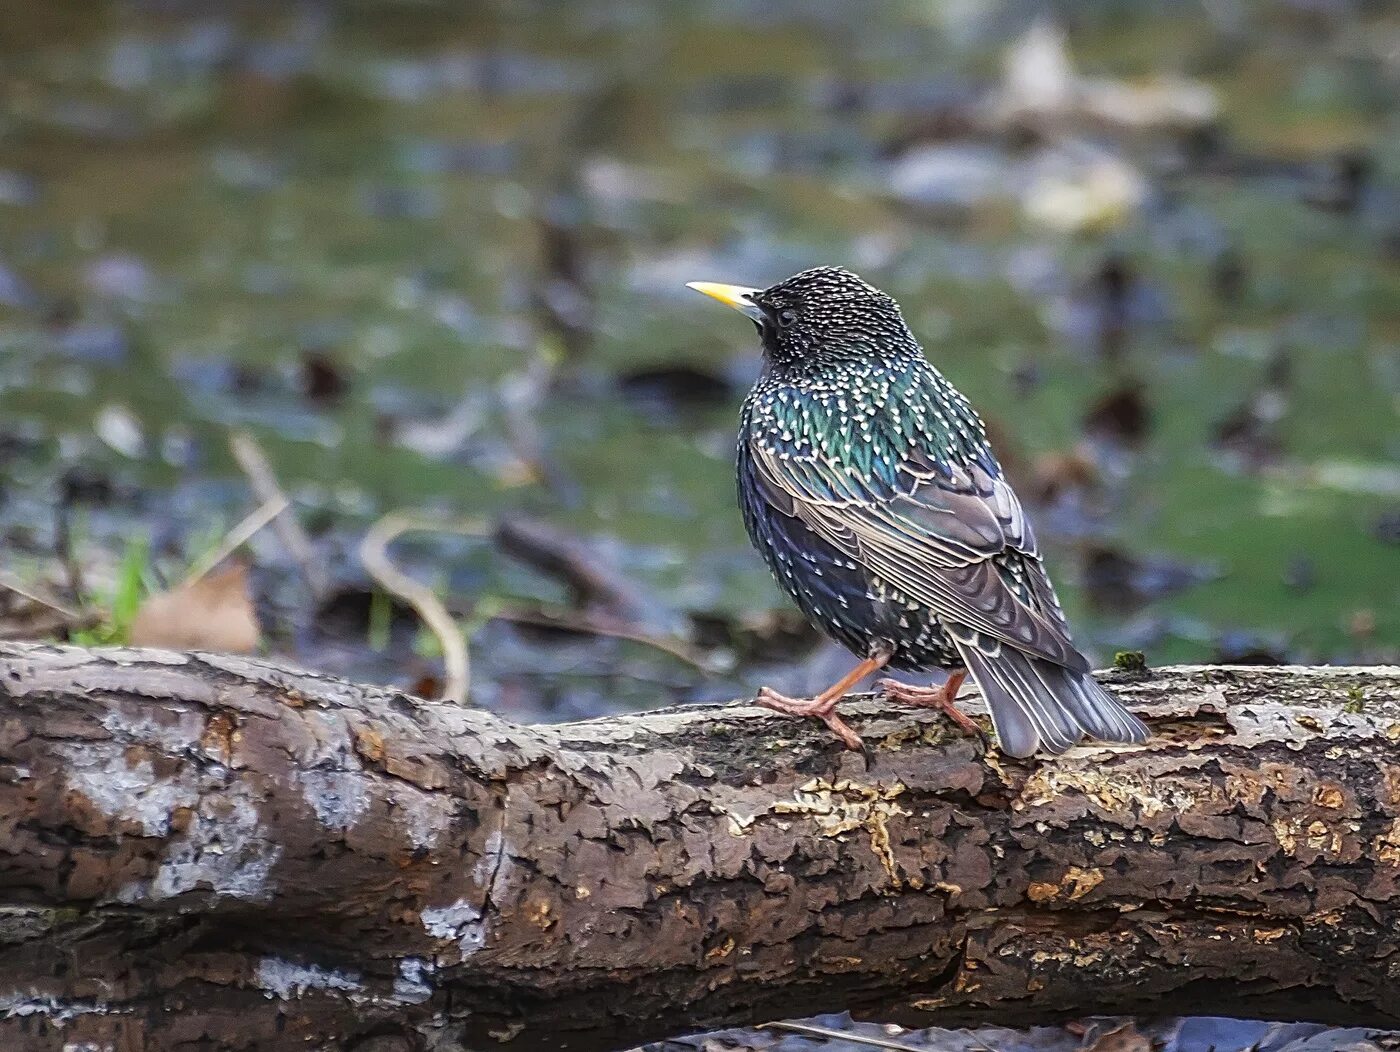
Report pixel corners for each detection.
[722,266,1149,756]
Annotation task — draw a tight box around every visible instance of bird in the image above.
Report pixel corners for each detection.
[687,266,1150,756]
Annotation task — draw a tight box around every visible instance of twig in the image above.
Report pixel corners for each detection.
[358,513,488,705]
[0,573,83,622]
[0,574,103,640]
[180,496,289,588]
[490,603,710,672]
[494,515,660,623]
[758,1020,926,1051]
[52,496,86,607]
[228,431,329,601]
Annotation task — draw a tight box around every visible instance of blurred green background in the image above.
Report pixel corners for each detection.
[1,0,1396,717]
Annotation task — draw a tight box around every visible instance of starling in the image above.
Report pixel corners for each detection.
[688,267,1150,756]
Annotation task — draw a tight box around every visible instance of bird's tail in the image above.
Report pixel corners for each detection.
[950,633,1149,757]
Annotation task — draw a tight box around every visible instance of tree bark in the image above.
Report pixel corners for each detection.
[1,643,1398,1052]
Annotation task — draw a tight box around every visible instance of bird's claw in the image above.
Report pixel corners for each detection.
[754,687,865,751]
[878,677,989,748]
[754,686,829,719]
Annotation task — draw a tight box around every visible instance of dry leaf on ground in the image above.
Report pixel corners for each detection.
[129,562,260,653]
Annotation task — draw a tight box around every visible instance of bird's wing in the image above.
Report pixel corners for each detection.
[750,440,1088,672]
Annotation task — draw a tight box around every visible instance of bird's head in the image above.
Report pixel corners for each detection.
[687,266,914,368]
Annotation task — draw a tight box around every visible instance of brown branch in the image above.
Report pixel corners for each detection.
[0,644,1398,1052]
[493,514,667,623]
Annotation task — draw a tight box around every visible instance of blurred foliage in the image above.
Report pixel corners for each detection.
[1,0,1396,715]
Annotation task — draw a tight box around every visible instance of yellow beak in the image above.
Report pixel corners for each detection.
[686,281,765,321]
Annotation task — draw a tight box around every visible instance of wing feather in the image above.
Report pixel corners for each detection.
[750,440,1087,672]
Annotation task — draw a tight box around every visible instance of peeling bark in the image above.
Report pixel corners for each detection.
[1,643,1398,1051]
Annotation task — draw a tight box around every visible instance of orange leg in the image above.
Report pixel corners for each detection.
[754,654,889,750]
[878,671,988,745]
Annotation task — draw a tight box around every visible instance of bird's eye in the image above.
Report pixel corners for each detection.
[777,308,798,328]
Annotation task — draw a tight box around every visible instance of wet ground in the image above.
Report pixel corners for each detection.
[1,1,1397,721]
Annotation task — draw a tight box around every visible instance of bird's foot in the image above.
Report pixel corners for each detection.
[754,686,864,751]
[878,673,989,747]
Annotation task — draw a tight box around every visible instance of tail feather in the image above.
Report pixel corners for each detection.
[951,632,1150,758]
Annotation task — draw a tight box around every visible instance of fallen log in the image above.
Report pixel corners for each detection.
[0,644,1397,1051]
